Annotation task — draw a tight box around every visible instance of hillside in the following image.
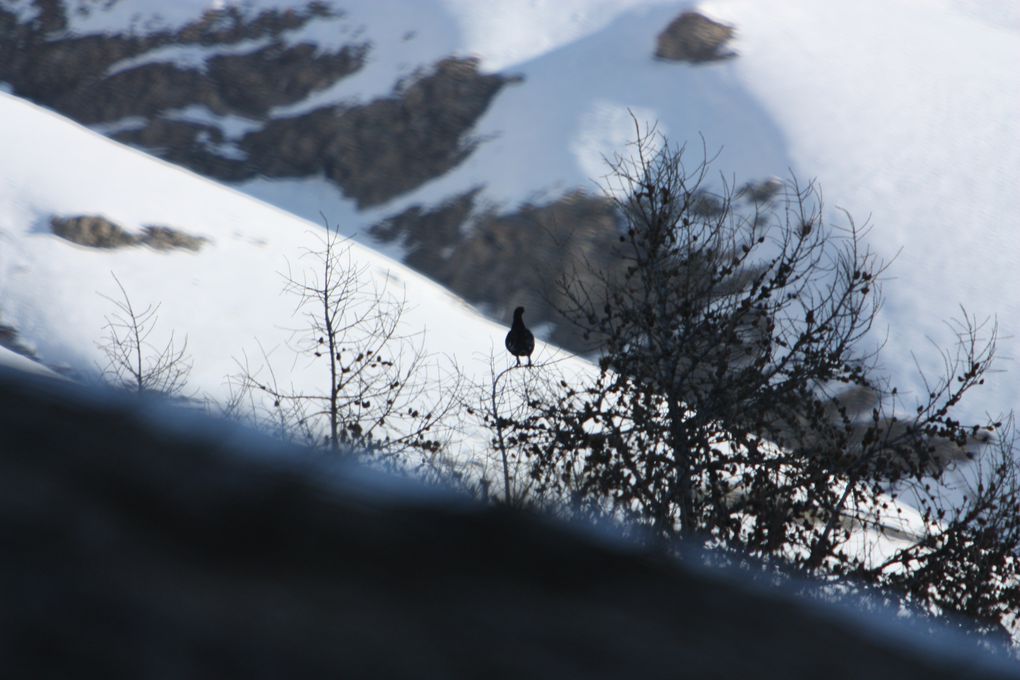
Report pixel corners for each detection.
[3,0,1018,419]
[0,90,577,428]
[3,1,1020,655]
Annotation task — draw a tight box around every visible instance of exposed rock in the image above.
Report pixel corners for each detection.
[0,366,1015,679]
[50,214,136,249]
[0,3,366,124]
[370,187,482,274]
[46,40,366,124]
[140,225,208,251]
[175,2,334,46]
[372,190,621,350]
[1,31,155,105]
[242,57,515,208]
[208,41,366,118]
[655,11,736,63]
[50,215,207,252]
[8,0,69,35]
[66,61,210,124]
[111,119,250,181]
[2,4,508,209]
[372,176,802,354]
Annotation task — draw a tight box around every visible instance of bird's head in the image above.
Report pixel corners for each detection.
[513,306,525,319]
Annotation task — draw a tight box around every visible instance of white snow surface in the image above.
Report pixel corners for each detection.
[231,0,1020,419]
[0,92,575,416]
[703,0,1020,418]
[1,0,1009,584]
[5,0,1020,423]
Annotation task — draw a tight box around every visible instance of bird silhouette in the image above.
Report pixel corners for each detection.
[505,306,535,366]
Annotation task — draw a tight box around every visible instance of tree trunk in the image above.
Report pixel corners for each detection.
[668,396,695,538]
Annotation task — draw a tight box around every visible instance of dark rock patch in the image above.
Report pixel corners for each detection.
[51,214,136,249]
[139,225,208,251]
[372,190,621,351]
[66,61,211,124]
[241,57,516,208]
[207,41,365,118]
[371,187,482,275]
[440,193,621,350]
[46,41,367,124]
[372,178,789,353]
[7,0,69,35]
[1,31,155,106]
[175,2,334,46]
[111,118,250,181]
[2,4,514,210]
[655,11,736,63]
[50,215,207,252]
[1,3,366,126]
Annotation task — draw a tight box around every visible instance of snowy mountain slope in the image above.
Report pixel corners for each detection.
[0,91,576,414]
[3,0,1019,423]
[359,2,788,214]
[194,1,784,231]
[0,36,1006,632]
[455,0,1014,422]
[116,0,1019,421]
[378,0,1020,424]
[702,0,1020,418]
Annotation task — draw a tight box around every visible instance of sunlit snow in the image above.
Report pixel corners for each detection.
[4,0,1019,425]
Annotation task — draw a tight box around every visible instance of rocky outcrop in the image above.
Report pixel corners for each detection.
[58,41,367,124]
[50,215,137,249]
[1,2,514,210]
[138,225,208,252]
[0,3,351,115]
[51,215,207,252]
[240,58,515,208]
[372,190,622,350]
[371,182,776,353]
[370,188,483,275]
[111,119,253,182]
[655,11,736,63]
[1,365,1015,678]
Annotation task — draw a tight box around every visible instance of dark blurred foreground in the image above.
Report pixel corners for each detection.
[0,366,1015,678]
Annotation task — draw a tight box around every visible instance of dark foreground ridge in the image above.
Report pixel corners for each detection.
[0,366,1015,678]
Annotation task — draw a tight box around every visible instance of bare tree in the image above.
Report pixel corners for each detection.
[233,221,457,469]
[96,272,191,396]
[467,350,566,506]
[527,120,886,538]
[844,314,1020,640]
[507,119,1020,638]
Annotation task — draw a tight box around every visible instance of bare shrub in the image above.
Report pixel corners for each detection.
[503,118,1020,639]
[232,222,458,470]
[96,273,192,396]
